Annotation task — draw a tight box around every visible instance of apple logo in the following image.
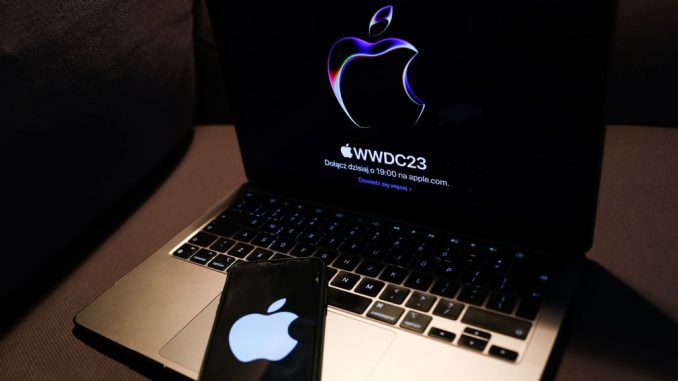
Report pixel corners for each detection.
[228,298,299,363]
[340,144,353,158]
[327,5,425,128]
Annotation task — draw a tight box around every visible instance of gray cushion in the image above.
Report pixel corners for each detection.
[0,0,195,300]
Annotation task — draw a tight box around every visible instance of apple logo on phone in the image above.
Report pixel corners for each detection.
[327,5,425,128]
[228,298,299,362]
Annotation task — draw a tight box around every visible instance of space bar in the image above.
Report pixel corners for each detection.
[328,287,372,314]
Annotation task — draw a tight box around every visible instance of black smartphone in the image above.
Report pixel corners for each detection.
[199,257,327,381]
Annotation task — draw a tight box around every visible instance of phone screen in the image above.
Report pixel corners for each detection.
[199,258,327,381]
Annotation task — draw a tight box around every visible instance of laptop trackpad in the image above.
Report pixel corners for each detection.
[160,297,396,381]
[321,312,396,381]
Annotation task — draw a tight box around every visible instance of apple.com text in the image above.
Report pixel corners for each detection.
[323,159,450,190]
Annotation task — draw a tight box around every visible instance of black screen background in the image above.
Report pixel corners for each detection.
[208,0,614,254]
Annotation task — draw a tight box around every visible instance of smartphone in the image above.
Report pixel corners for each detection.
[199,257,327,381]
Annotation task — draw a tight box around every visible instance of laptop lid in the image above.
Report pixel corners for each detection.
[207,0,615,256]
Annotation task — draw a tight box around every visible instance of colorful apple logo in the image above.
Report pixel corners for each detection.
[327,5,425,128]
[228,298,299,363]
[340,144,353,158]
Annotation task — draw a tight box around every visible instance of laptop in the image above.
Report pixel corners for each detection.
[75,1,615,380]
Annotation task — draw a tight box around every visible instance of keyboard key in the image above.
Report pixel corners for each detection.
[246,248,273,261]
[203,221,239,238]
[379,285,410,304]
[344,225,364,239]
[214,210,249,225]
[331,271,361,290]
[411,241,433,256]
[489,346,518,362]
[282,211,305,226]
[458,335,488,351]
[262,221,283,234]
[509,251,537,276]
[411,254,435,272]
[233,228,257,242]
[318,234,343,249]
[463,270,490,286]
[516,292,543,320]
[399,311,432,333]
[386,235,411,252]
[298,229,322,244]
[457,285,489,305]
[188,232,218,247]
[328,287,371,314]
[340,240,364,254]
[325,220,345,233]
[364,231,386,245]
[367,301,405,324]
[404,272,434,291]
[460,253,483,268]
[228,243,254,258]
[363,246,386,260]
[266,208,286,221]
[446,236,462,246]
[405,291,437,312]
[189,249,217,265]
[430,279,460,298]
[435,260,459,278]
[463,327,491,340]
[270,238,295,253]
[209,238,236,253]
[433,247,456,261]
[314,249,339,265]
[384,251,412,267]
[208,254,237,271]
[432,298,465,320]
[461,307,532,340]
[173,244,199,259]
[428,327,456,342]
[290,242,316,257]
[244,216,264,229]
[251,233,275,248]
[490,275,516,293]
[304,216,324,229]
[279,225,303,239]
[334,255,361,271]
[486,293,517,314]
[379,266,409,284]
[355,260,384,277]
[355,278,385,297]
[485,256,510,273]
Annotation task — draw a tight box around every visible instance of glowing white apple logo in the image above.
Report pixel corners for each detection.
[327,5,425,128]
[340,144,353,158]
[228,298,299,363]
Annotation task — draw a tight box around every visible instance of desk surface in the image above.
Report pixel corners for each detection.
[0,125,676,380]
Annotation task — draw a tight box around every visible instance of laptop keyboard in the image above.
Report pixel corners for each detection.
[171,191,559,362]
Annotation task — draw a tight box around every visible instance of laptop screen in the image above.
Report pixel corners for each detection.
[210,0,614,254]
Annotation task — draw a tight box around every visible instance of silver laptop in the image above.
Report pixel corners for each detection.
[75,1,614,380]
